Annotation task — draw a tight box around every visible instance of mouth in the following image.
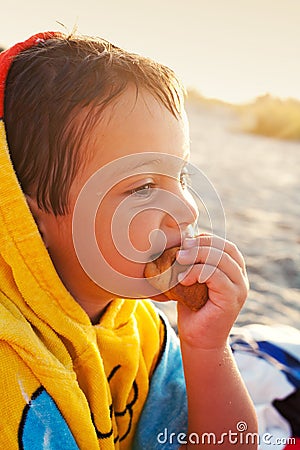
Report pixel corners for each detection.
[146,224,197,264]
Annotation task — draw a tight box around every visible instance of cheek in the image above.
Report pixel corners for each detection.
[93,199,141,276]
[128,211,163,254]
[95,204,163,276]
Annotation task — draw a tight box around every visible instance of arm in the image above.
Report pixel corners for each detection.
[176,234,258,449]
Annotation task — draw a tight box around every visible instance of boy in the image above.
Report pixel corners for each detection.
[0,32,257,448]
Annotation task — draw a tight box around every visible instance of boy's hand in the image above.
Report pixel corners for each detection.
[176,234,258,447]
[176,233,249,350]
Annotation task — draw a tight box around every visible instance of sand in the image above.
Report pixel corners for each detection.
[154,100,300,331]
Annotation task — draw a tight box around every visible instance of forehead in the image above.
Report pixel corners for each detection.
[88,85,190,167]
[69,85,191,201]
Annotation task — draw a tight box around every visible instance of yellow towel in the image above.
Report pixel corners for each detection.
[0,33,163,449]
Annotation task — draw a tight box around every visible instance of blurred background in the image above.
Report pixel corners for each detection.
[1,0,299,327]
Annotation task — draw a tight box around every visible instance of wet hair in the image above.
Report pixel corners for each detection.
[4,35,185,215]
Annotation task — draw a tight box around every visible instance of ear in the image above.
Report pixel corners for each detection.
[25,195,50,248]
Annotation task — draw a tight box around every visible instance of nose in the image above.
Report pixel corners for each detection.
[160,185,199,234]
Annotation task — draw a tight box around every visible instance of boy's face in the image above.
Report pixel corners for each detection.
[35,86,198,318]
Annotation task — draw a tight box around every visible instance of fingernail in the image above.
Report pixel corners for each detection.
[177,249,189,258]
[183,238,197,248]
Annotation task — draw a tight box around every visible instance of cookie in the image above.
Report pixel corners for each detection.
[144,246,208,311]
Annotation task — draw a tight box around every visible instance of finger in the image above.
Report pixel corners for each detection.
[183,234,245,265]
[178,264,248,307]
[183,233,226,251]
[178,263,235,294]
[181,235,246,275]
[177,246,246,286]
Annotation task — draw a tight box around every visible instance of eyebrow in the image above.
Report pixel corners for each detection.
[125,158,162,173]
[111,152,190,179]
[107,158,159,181]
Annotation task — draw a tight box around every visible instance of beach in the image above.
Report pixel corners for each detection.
[155,100,300,330]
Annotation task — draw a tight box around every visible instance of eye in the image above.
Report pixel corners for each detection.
[180,167,192,189]
[130,183,155,198]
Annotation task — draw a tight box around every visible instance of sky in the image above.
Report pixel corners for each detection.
[2,0,300,104]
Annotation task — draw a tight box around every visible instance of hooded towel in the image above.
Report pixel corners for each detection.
[0,32,170,450]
